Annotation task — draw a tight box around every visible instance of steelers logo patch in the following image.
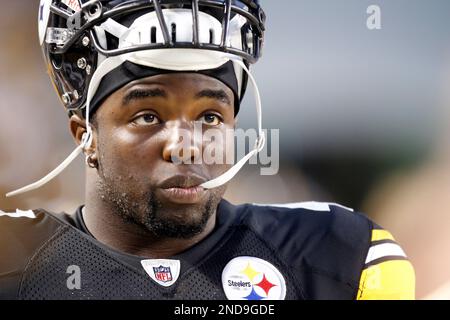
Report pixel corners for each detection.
[222,256,286,300]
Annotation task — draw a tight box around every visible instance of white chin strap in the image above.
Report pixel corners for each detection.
[6,50,264,197]
[200,59,265,189]
[5,129,93,198]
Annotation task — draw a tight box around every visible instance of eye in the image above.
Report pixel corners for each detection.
[132,113,160,126]
[199,113,222,126]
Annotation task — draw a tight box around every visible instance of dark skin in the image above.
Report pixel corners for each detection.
[70,73,235,258]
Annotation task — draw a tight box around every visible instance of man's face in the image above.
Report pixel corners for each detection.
[89,73,235,238]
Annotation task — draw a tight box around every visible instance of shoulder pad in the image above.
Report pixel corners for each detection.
[242,201,372,296]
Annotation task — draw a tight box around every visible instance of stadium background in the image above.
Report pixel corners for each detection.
[1,0,450,299]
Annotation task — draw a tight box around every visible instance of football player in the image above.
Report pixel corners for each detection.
[0,0,414,300]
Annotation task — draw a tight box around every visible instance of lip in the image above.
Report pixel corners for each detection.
[156,174,208,204]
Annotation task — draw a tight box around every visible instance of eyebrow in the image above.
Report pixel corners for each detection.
[122,88,167,105]
[195,89,232,105]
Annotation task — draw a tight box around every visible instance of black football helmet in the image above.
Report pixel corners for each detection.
[38,0,266,117]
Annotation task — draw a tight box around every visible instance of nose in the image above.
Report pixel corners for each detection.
[162,121,201,164]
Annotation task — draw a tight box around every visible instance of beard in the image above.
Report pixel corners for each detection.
[96,171,223,239]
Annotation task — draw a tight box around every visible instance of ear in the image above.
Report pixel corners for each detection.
[69,114,97,155]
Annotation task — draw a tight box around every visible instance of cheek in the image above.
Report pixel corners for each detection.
[97,127,163,178]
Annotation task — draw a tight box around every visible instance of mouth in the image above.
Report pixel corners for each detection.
[157,174,208,204]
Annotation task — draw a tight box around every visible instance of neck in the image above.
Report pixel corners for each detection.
[83,176,216,259]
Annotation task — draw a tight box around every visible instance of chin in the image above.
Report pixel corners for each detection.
[158,204,210,225]
[136,196,214,238]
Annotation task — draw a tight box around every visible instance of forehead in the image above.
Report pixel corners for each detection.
[121,72,233,94]
[94,71,235,120]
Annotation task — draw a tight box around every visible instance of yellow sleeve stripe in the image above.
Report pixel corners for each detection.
[371,229,395,242]
[357,259,415,300]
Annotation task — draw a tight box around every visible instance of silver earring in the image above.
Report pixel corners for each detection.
[85,154,97,168]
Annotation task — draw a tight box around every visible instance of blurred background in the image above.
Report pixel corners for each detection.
[1,0,450,299]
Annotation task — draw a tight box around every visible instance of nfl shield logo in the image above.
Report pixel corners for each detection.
[153,265,173,283]
[141,259,180,287]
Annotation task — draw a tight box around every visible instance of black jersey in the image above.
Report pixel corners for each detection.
[0,199,414,300]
